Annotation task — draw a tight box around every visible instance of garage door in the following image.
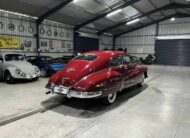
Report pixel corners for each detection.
[75,36,99,53]
[155,40,190,66]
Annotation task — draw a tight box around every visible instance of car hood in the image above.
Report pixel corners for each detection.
[48,63,65,71]
[7,61,36,74]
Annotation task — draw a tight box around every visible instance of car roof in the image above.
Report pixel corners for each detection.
[83,51,127,57]
[0,53,24,56]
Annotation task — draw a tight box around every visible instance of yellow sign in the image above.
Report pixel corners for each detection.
[0,36,20,49]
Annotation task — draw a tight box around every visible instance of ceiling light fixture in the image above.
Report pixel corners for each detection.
[126,18,140,25]
[106,9,122,17]
[170,17,175,21]
[73,0,80,3]
[0,9,37,19]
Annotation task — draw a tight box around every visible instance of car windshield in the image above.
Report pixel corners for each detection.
[49,58,63,64]
[41,57,53,63]
[4,54,25,61]
[73,54,97,61]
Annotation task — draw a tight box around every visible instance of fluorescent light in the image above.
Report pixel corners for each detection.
[126,18,140,25]
[0,9,37,19]
[170,17,175,21]
[73,0,80,3]
[106,9,122,17]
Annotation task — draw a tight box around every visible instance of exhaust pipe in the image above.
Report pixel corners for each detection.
[46,91,51,95]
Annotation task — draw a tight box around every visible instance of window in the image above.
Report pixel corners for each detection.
[110,56,123,67]
[123,56,131,65]
[4,54,25,61]
[40,56,53,63]
[74,54,97,61]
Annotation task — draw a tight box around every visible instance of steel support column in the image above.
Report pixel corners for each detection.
[113,37,116,50]
[155,23,159,37]
[73,29,79,55]
[36,22,40,55]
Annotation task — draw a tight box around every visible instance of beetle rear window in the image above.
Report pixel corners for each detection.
[74,55,97,61]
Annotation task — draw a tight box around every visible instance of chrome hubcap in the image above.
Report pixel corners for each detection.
[108,92,116,103]
[40,68,46,76]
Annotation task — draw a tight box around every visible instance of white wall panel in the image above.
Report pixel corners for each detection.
[116,25,156,58]
[116,18,190,59]
[159,22,190,35]
[99,36,113,50]
[123,25,156,36]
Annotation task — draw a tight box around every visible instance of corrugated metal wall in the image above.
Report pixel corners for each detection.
[116,25,156,58]
[99,36,113,50]
[116,18,190,59]
[159,18,190,35]
[0,13,112,58]
[0,15,74,58]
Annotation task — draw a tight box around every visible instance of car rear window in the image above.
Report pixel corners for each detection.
[74,54,97,61]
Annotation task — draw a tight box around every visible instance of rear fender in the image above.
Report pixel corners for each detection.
[74,69,122,92]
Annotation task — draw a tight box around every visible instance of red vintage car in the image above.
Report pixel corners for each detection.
[46,51,148,104]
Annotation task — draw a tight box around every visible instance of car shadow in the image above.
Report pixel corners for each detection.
[41,84,148,118]
[0,78,46,84]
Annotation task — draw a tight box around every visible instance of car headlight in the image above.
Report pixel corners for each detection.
[35,67,39,72]
[15,69,21,74]
[20,72,26,77]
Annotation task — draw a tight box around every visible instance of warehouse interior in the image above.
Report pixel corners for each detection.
[0,0,190,138]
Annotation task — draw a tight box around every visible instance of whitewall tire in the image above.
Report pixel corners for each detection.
[103,92,117,105]
[40,68,47,77]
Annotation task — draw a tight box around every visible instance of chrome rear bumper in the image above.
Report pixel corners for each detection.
[46,85,102,99]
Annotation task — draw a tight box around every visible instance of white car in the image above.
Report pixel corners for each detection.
[0,53,40,83]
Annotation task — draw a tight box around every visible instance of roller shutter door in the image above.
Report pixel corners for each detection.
[75,36,99,53]
[155,40,190,66]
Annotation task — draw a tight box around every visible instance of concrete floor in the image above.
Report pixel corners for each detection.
[0,65,190,138]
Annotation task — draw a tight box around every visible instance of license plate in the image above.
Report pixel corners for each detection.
[53,86,68,94]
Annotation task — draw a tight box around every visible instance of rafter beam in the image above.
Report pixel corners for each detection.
[114,13,190,38]
[36,0,73,24]
[74,0,140,30]
[97,3,190,35]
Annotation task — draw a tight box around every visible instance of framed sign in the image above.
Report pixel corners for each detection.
[8,23,15,31]
[18,25,24,32]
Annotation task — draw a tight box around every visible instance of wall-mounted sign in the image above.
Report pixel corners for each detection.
[41,41,48,47]
[8,23,15,31]
[0,36,20,49]
[65,41,73,49]
[28,26,34,33]
[18,25,24,32]
[60,32,64,37]
[40,28,45,34]
[47,30,52,36]
[54,31,58,37]
[24,40,32,48]
[66,32,70,38]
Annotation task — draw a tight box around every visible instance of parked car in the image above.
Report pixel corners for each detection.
[129,55,142,65]
[45,51,148,104]
[27,56,66,77]
[0,53,40,83]
[53,56,74,64]
[140,54,155,65]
